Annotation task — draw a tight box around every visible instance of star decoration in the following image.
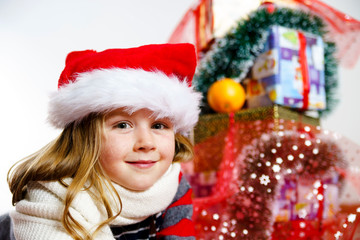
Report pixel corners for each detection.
[259,174,270,186]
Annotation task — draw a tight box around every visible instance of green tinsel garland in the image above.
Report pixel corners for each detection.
[194,7,338,117]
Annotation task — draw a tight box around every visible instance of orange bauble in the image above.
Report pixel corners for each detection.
[207,78,246,113]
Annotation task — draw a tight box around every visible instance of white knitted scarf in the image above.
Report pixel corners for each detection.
[111,163,180,225]
[11,163,181,240]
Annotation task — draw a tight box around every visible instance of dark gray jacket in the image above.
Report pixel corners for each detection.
[0,213,15,240]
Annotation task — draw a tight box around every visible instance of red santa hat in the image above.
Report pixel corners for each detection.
[48,43,202,134]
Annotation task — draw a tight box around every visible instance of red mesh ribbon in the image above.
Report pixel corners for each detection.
[192,112,237,219]
[189,109,360,238]
[211,112,237,195]
[317,181,325,228]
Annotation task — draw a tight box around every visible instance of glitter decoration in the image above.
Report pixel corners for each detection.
[348,214,356,223]
[335,231,342,239]
[304,126,311,132]
[272,164,281,172]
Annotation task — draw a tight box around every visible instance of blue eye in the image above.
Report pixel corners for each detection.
[116,122,131,129]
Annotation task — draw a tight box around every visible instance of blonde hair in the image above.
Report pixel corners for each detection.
[7,112,194,239]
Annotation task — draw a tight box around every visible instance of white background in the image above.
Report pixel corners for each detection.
[0,0,359,214]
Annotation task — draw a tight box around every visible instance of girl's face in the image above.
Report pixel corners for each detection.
[100,108,175,191]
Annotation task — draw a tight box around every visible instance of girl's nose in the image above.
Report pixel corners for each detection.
[133,127,156,152]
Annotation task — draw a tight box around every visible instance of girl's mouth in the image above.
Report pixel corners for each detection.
[125,160,157,169]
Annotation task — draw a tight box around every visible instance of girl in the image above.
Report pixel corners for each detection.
[7,43,201,239]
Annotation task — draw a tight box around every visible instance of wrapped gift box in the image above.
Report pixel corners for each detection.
[249,25,326,110]
[274,174,340,222]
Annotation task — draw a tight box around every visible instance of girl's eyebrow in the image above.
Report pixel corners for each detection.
[104,114,131,125]
[155,117,172,123]
[105,110,131,119]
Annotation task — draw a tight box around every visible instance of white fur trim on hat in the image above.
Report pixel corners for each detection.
[48,68,202,134]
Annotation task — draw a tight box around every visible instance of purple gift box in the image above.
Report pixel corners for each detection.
[248,25,326,111]
[274,173,339,222]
